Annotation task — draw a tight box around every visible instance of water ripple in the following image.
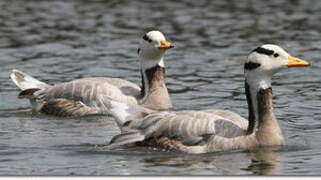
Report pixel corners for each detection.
[1,0,321,176]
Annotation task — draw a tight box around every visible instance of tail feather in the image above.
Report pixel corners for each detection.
[109,100,132,127]
[109,99,153,128]
[107,132,145,149]
[11,69,51,111]
[10,69,50,90]
[18,88,41,99]
[107,100,158,149]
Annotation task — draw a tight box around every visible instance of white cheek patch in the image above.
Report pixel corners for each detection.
[140,57,165,70]
[246,73,272,92]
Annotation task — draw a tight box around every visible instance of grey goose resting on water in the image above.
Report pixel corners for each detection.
[107,44,309,154]
[10,30,174,116]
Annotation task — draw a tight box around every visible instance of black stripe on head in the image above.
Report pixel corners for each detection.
[143,34,148,41]
[244,62,261,70]
[137,48,141,54]
[143,34,152,43]
[251,47,274,56]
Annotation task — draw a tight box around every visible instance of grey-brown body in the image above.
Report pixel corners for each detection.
[109,103,276,153]
[110,109,252,153]
[36,77,140,115]
[10,67,172,116]
[10,30,174,116]
[43,78,139,105]
[108,44,308,154]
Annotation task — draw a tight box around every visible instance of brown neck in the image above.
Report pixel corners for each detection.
[257,88,275,129]
[140,65,172,110]
[255,87,283,145]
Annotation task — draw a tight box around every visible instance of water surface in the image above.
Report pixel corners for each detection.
[0,0,320,175]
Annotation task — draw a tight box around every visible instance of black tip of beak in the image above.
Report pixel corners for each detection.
[169,45,175,49]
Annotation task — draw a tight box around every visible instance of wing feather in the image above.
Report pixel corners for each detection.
[118,110,248,147]
[32,77,141,114]
[40,98,100,116]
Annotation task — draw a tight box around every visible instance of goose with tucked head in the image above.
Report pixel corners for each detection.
[107,44,309,153]
[10,30,174,117]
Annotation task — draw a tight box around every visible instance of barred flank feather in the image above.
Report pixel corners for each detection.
[40,98,100,117]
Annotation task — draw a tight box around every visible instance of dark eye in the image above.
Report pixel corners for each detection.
[273,53,279,58]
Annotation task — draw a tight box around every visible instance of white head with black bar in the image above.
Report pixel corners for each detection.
[138,30,174,71]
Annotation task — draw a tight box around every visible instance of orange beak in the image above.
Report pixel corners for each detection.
[287,56,309,67]
[158,40,174,50]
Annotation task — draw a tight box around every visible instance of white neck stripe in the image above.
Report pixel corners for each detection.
[140,57,165,71]
[246,74,272,132]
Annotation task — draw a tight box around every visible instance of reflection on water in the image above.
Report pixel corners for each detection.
[123,147,282,175]
[245,147,282,175]
[1,0,321,176]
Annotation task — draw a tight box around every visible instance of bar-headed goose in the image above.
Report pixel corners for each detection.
[107,44,309,154]
[10,30,174,116]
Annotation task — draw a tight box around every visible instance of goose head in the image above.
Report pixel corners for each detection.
[138,30,174,70]
[245,44,309,90]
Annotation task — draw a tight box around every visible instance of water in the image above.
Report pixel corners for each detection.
[0,0,320,175]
